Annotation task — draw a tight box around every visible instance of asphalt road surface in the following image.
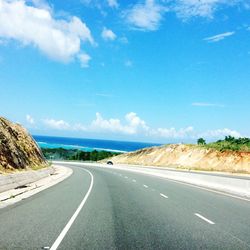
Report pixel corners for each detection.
[0,163,250,250]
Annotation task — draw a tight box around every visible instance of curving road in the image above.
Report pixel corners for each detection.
[0,163,250,249]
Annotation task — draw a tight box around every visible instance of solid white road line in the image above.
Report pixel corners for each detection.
[195,213,215,225]
[143,185,148,188]
[160,193,168,199]
[50,168,94,250]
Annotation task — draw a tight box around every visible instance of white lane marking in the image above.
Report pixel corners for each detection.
[132,179,136,182]
[143,174,250,203]
[195,213,215,225]
[53,163,250,201]
[160,193,168,199]
[50,168,94,250]
[125,176,128,179]
[143,185,148,188]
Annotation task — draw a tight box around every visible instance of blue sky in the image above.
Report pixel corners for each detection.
[0,0,250,143]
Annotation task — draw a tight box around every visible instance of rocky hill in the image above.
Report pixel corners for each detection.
[0,117,47,172]
[108,144,250,174]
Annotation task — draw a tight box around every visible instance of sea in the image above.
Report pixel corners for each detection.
[33,135,162,153]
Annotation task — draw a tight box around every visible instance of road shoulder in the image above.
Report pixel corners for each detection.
[0,165,72,209]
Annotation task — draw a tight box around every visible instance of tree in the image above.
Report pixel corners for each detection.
[197,138,206,145]
[225,135,235,142]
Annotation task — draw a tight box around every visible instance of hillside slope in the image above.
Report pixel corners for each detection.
[109,144,250,173]
[0,117,47,172]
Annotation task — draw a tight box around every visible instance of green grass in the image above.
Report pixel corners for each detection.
[198,136,250,152]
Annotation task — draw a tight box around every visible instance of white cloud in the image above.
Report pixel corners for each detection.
[90,112,149,135]
[192,102,225,107]
[123,1,242,29]
[124,0,167,31]
[30,0,51,10]
[26,114,35,124]
[101,27,116,41]
[78,53,91,68]
[204,31,235,42]
[119,36,128,44]
[43,119,70,130]
[88,113,242,140]
[151,127,243,140]
[173,0,237,19]
[72,123,87,131]
[0,0,94,63]
[91,113,130,134]
[38,112,242,141]
[125,112,149,131]
[199,128,242,138]
[107,0,118,8]
[151,126,195,138]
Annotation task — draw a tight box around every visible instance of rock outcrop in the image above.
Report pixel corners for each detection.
[109,144,250,173]
[0,117,47,172]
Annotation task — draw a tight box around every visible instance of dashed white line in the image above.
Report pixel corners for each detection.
[153,175,250,203]
[125,176,128,179]
[160,193,168,199]
[50,168,94,250]
[143,185,148,188]
[195,213,215,225]
[132,179,136,183]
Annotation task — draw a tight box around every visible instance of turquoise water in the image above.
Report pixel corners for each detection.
[37,142,95,152]
[37,141,125,153]
[34,135,162,153]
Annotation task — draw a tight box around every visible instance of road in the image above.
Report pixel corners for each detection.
[0,163,250,249]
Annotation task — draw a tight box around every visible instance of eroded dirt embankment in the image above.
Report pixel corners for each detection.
[109,144,250,173]
[0,117,47,172]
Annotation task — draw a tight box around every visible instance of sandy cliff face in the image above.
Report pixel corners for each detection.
[0,117,47,171]
[110,144,250,173]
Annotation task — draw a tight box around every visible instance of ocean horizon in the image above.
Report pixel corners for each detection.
[33,135,162,153]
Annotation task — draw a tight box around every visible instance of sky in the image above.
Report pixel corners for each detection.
[0,0,250,143]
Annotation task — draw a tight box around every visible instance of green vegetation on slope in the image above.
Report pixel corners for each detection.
[41,148,121,161]
[197,136,250,152]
